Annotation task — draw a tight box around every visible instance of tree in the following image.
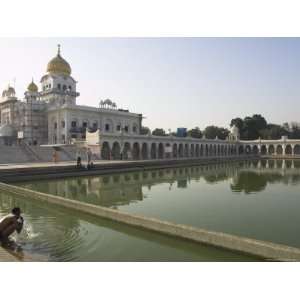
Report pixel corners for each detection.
[152,128,166,136]
[252,114,267,131]
[289,124,300,139]
[203,126,229,140]
[231,114,268,140]
[187,127,202,139]
[140,126,150,135]
[230,118,244,131]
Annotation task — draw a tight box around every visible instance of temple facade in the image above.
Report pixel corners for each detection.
[0,45,142,146]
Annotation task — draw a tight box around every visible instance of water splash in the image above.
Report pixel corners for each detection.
[22,223,40,239]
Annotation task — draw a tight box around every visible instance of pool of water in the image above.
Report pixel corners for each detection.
[20,159,300,249]
[0,192,255,261]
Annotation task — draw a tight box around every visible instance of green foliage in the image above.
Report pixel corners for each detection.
[152,128,166,136]
[187,127,202,139]
[140,126,150,135]
[203,126,230,140]
[230,114,300,140]
[259,124,288,140]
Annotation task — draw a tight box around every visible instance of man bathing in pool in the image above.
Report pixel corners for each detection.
[0,207,24,244]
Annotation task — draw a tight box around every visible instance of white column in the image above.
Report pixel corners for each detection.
[282,144,286,156]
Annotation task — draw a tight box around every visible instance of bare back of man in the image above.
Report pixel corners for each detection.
[0,208,23,244]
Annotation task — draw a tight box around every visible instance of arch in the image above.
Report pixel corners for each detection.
[276,145,283,155]
[141,143,148,160]
[294,144,300,155]
[260,145,267,155]
[190,144,195,157]
[195,144,200,157]
[205,144,209,156]
[132,142,140,160]
[122,142,131,159]
[238,145,244,155]
[245,145,251,154]
[252,145,259,155]
[208,144,213,156]
[200,144,204,157]
[178,144,184,158]
[221,145,224,156]
[158,143,164,159]
[285,144,292,155]
[151,143,157,159]
[213,144,217,156]
[224,145,228,156]
[173,143,178,158]
[184,144,189,157]
[268,145,275,155]
[111,141,121,160]
[101,141,110,160]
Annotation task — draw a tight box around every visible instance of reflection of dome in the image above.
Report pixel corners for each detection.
[47,45,71,76]
[27,80,38,92]
[0,124,16,137]
[2,86,16,97]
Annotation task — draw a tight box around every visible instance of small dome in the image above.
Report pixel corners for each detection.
[27,80,38,92]
[0,124,16,137]
[46,45,71,76]
[231,124,239,135]
[2,86,16,98]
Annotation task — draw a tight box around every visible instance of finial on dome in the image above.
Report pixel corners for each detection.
[57,44,61,55]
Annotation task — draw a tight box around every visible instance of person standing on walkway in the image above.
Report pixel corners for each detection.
[87,148,93,169]
[52,150,58,163]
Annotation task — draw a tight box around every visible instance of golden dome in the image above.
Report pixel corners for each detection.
[27,79,38,92]
[46,45,71,76]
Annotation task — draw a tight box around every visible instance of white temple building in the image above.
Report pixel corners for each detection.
[0,45,142,146]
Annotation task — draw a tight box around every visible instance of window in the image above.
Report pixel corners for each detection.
[124,126,129,132]
[49,84,51,89]
[105,124,110,131]
[54,122,57,129]
[61,121,65,128]
[116,125,121,131]
[82,122,88,128]
[68,86,72,90]
[71,121,77,128]
[93,122,98,128]
[57,84,61,90]
[133,126,137,133]
[63,85,67,91]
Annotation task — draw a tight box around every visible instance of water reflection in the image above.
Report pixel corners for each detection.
[0,192,255,261]
[20,159,300,208]
[0,192,83,261]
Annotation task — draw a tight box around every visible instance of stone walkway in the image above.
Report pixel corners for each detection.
[0,247,19,262]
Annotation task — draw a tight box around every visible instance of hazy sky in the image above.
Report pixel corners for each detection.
[0,38,299,131]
